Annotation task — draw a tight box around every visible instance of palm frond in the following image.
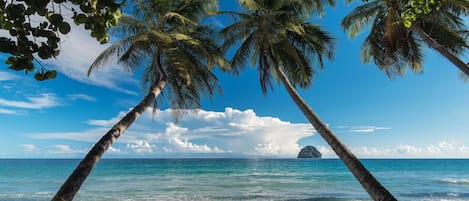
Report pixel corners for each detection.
[88,36,137,76]
[287,0,335,17]
[403,33,424,73]
[162,12,199,27]
[420,22,468,56]
[273,40,313,88]
[112,14,148,36]
[187,26,230,70]
[342,1,383,38]
[420,8,467,31]
[360,9,424,78]
[239,0,258,10]
[345,0,467,78]
[295,23,335,67]
[141,51,163,94]
[176,0,219,20]
[229,31,257,74]
[118,40,151,70]
[258,50,273,95]
[220,0,336,93]
[89,0,225,116]
[164,45,220,110]
[445,0,469,16]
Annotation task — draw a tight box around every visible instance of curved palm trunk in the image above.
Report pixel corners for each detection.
[412,25,469,76]
[275,66,396,201]
[52,79,167,201]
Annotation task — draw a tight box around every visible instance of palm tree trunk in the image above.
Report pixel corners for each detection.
[412,25,469,76]
[52,78,167,201]
[275,66,396,201]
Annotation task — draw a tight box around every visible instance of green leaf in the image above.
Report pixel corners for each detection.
[74,14,87,24]
[49,14,63,25]
[58,22,71,34]
[239,0,257,10]
[34,73,44,81]
[37,8,48,16]
[48,70,57,79]
[71,0,84,5]
[5,57,16,64]
[2,21,12,30]
[99,35,110,44]
[404,20,412,28]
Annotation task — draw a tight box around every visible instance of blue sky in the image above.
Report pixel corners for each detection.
[0,1,468,158]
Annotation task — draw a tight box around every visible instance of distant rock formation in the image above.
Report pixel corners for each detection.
[297,146,322,158]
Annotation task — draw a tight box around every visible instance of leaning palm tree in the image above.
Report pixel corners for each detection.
[220,0,396,200]
[342,0,468,77]
[52,0,227,200]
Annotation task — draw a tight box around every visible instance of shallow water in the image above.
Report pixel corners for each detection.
[0,159,468,200]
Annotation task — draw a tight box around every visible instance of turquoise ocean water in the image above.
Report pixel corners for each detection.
[0,159,468,201]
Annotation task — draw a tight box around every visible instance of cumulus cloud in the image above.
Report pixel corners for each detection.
[127,140,155,154]
[0,93,59,109]
[23,107,469,158]
[318,141,469,158]
[68,94,96,102]
[153,123,225,154]
[459,145,469,153]
[31,107,315,157]
[108,146,121,153]
[395,144,422,154]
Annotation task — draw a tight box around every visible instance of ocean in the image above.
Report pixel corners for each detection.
[0,159,468,201]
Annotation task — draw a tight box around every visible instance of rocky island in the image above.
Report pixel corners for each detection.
[297,146,322,158]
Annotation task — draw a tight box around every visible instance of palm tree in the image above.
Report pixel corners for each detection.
[52,1,227,200]
[342,0,468,77]
[220,0,397,200]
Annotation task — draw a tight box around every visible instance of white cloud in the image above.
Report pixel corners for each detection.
[68,94,96,102]
[33,127,110,142]
[108,146,121,153]
[159,123,226,153]
[127,140,154,154]
[53,145,72,153]
[48,144,85,154]
[438,141,455,149]
[21,144,36,152]
[0,4,143,98]
[46,24,139,95]
[31,107,315,157]
[0,93,59,109]
[0,71,19,81]
[346,126,391,133]
[24,106,469,158]
[0,108,20,115]
[395,144,422,154]
[459,145,469,153]
[19,143,120,157]
[318,141,469,158]
[0,9,138,95]
[85,111,126,127]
